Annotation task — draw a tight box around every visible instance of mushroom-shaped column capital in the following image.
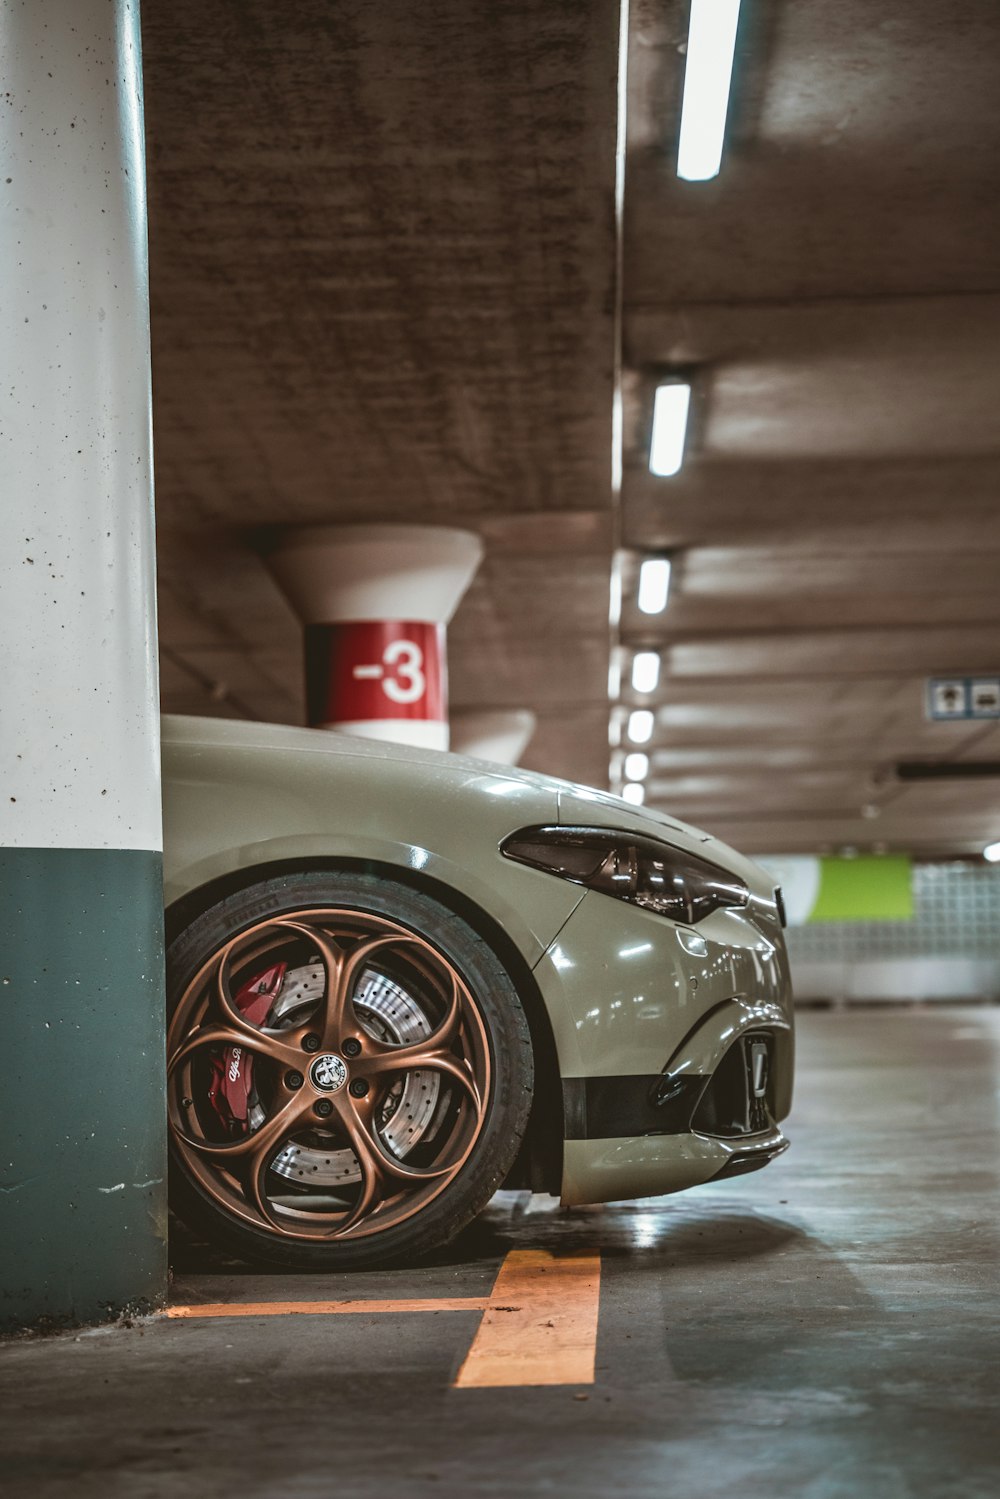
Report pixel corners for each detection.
[265,525,484,750]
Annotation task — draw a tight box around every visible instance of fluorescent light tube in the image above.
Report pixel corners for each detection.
[624,752,649,782]
[638,557,672,614]
[627,709,654,744]
[677,0,742,182]
[984,841,1000,863]
[622,782,645,806]
[649,383,691,477]
[632,651,660,694]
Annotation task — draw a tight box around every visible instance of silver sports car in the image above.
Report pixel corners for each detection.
[163,715,793,1269]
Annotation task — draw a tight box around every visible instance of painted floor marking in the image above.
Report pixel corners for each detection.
[166,1249,602,1389]
[166,1297,488,1319]
[453,1248,601,1388]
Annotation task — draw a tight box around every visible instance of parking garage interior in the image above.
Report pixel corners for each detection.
[2,1,1000,1495]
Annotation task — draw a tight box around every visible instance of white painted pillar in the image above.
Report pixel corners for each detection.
[267,525,483,751]
[0,0,165,1330]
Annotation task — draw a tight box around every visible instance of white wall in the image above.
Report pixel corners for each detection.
[786,863,1000,1004]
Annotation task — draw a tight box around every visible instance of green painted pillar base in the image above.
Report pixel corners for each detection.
[0,850,167,1332]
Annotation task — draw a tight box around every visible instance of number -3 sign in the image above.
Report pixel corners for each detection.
[305,621,446,729]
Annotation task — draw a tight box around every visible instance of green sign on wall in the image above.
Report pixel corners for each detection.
[809,856,913,923]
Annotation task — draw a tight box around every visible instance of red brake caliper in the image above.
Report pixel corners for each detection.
[208,962,288,1134]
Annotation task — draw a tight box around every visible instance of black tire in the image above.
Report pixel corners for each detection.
[166,870,533,1270]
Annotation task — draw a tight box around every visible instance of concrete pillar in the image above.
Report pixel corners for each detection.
[0,0,166,1330]
[267,525,483,751]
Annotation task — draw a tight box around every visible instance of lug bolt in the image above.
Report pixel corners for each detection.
[285,1070,304,1090]
[314,1099,333,1118]
[302,1033,321,1053]
[349,1078,369,1099]
[342,1038,361,1058]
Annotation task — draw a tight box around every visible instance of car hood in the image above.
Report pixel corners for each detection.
[163,713,585,796]
[163,717,694,829]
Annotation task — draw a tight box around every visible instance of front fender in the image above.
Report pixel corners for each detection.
[164,829,584,974]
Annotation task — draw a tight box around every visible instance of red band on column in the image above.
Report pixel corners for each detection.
[304,621,446,728]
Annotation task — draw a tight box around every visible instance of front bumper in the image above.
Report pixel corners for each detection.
[559,998,791,1205]
[530,888,794,1206]
[562,1123,789,1207]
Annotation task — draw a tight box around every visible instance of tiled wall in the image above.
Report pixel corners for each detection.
[786,862,1000,1002]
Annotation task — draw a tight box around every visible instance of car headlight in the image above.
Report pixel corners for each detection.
[500,825,749,924]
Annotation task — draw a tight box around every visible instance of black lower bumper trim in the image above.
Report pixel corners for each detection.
[562,1073,707,1141]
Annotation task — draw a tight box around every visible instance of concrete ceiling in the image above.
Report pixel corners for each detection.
[144,0,1000,858]
[618,0,1000,857]
[144,0,619,790]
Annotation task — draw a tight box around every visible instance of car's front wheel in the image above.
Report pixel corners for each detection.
[166,871,534,1270]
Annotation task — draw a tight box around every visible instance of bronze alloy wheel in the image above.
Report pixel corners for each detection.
[166,875,533,1268]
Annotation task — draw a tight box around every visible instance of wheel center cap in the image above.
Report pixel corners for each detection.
[309,1053,348,1093]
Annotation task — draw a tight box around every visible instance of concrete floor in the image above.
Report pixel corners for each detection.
[2,1007,999,1498]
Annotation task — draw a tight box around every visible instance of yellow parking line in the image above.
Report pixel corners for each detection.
[166,1249,603,1389]
[453,1249,601,1389]
[166,1297,488,1319]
